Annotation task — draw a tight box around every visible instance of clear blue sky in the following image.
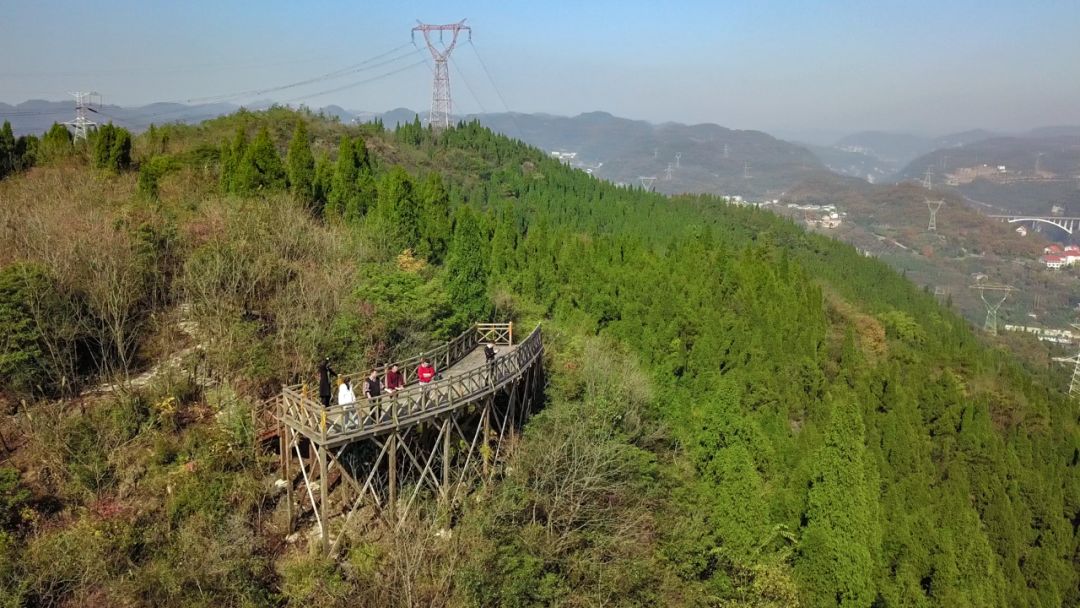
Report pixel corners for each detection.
[3,0,1079,140]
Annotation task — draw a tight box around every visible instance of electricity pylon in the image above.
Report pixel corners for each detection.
[412,19,471,132]
[664,163,673,181]
[1053,328,1080,398]
[743,161,752,179]
[970,283,1015,335]
[63,91,100,141]
[674,152,681,169]
[923,167,933,190]
[638,176,656,191]
[926,199,944,231]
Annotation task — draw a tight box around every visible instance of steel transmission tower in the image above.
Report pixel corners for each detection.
[926,199,944,231]
[412,19,471,132]
[638,176,657,191]
[64,91,100,141]
[922,167,933,190]
[1052,324,1080,398]
[970,283,1015,335]
[674,152,681,169]
[664,163,673,181]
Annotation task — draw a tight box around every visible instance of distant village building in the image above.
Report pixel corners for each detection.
[1016,226,1028,236]
[1040,245,1080,268]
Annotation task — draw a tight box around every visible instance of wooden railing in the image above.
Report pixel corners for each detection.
[282,322,514,399]
[278,323,541,446]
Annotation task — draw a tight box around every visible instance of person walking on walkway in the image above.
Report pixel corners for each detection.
[484,342,499,384]
[318,358,336,407]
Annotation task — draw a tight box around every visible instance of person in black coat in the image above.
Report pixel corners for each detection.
[318,358,335,407]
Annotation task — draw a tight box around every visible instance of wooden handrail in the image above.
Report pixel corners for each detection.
[277,323,542,447]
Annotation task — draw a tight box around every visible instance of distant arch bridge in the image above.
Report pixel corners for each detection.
[988,215,1080,235]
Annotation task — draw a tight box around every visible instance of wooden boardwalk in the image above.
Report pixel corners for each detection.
[273,322,544,552]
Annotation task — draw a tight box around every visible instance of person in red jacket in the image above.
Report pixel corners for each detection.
[417,358,436,384]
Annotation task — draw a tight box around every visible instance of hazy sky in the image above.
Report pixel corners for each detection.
[3,0,1079,140]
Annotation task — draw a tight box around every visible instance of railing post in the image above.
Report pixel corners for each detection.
[509,321,513,345]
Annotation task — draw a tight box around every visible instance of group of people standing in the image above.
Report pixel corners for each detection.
[315,343,501,409]
[317,357,440,408]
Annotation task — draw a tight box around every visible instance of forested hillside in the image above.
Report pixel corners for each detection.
[0,108,1077,607]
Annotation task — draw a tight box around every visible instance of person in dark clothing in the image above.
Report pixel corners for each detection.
[363,368,383,401]
[318,358,335,407]
[484,343,498,383]
[385,364,404,394]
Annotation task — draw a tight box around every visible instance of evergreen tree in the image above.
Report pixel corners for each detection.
[286,121,315,203]
[796,394,880,607]
[39,122,73,163]
[417,173,452,262]
[108,127,132,172]
[371,166,420,254]
[0,121,15,178]
[14,134,38,171]
[219,126,247,193]
[443,207,490,331]
[312,152,333,215]
[326,136,358,217]
[234,127,286,195]
[91,123,116,169]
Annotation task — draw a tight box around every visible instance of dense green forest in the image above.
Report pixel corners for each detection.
[0,108,1077,607]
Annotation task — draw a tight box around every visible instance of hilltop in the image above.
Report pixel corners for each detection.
[0,108,1078,606]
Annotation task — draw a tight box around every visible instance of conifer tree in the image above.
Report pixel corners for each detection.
[311,152,333,214]
[39,122,73,163]
[371,167,420,254]
[108,127,132,171]
[234,127,286,195]
[91,123,116,169]
[444,207,490,330]
[286,121,315,202]
[0,121,15,178]
[796,395,880,607]
[417,173,452,262]
[326,136,357,217]
[219,126,247,193]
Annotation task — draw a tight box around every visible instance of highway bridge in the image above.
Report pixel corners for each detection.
[988,214,1080,234]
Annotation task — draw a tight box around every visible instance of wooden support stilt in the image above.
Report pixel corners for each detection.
[317,442,328,552]
[282,424,294,532]
[482,396,492,477]
[441,416,451,501]
[388,433,398,520]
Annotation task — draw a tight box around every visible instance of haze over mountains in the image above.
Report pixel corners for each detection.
[4,97,1079,209]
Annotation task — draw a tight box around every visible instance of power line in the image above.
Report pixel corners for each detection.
[185,44,417,104]
[467,40,522,139]
[450,56,488,116]
[281,59,428,104]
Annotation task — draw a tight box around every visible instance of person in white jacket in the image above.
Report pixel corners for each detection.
[337,379,357,428]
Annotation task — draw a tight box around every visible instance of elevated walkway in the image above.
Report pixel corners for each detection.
[271,322,544,552]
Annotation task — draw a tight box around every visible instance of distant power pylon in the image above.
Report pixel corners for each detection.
[922,167,934,190]
[970,283,1015,335]
[1052,324,1080,398]
[412,19,471,132]
[64,91,100,141]
[926,199,944,231]
[664,163,673,181]
[638,176,657,191]
[674,152,681,169]
[743,161,752,179]
[933,285,947,301]
[723,144,730,159]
